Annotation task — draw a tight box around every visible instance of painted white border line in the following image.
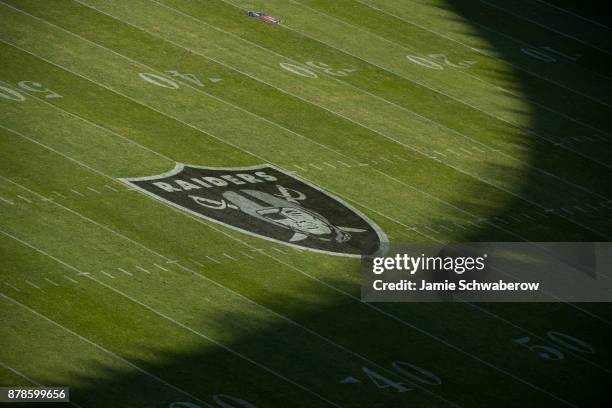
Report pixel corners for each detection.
[0,5,606,390]
[0,196,15,205]
[274,0,612,173]
[351,0,612,131]
[0,360,83,408]
[1,121,601,403]
[6,4,608,246]
[0,292,204,405]
[3,13,605,243]
[61,0,612,210]
[63,1,610,235]
[136,265,151,274]
[1,177,461,407]
[480,0,612,56]
[533,0,611,30]
[117,267,133,276]
[0,129,587,406]
[0,229,345,408]
[1,42,608,322]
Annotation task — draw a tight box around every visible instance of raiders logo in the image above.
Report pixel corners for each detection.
[121,163,387,256]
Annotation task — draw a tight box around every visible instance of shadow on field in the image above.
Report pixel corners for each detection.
[54,1,611,407]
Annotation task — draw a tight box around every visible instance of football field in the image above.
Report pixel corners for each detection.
[0,0,611,406]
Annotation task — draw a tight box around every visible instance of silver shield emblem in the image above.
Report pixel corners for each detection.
[121,163,387,257]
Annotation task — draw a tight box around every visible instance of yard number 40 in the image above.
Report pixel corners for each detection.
[362,361,442,393]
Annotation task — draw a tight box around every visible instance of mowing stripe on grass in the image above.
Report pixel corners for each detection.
[480,0,612,56]
[351,0,612,112]
[0,30,606,240]
[0,123,586,406]
[1,177,463,407]
[533,0,611,30]
[0,360,83,408]
[0,228,344,408]
[0,293,205,404]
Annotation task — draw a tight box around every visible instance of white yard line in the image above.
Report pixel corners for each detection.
[153,263,168,272]
[91,275,344,407]
[230,4,607,174]
[432,151,447,158]
[222,253,237,261]
[2,159,578,406]
[0,196,15,205]
[24,280,41,290]
[446,149,461,156]
[0,293,204,405]
[533,0,611,30]
[351,0,612,129]
[67,0,612,208]
[64,275,79,284]
[0,212,462,407]
[453,222,468,230]
[4,282,21,292]
[0,360,83,408]
[205,256,220,264]
[424,225,440,234]
[2,42,608,321]
[117,267,133,276]
[0,232,343,408]
[480,0,612,57]
[494,217,509,225]
[3,152,605,406]
[0,11,606,398]
[136,265,152,274]
[465,302,611,373]
[278,0,612,175]
[241,251,255,259]
[573,206,587,213]
[307,0,612,98]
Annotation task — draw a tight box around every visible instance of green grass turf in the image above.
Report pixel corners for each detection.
[0,0,611,407]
